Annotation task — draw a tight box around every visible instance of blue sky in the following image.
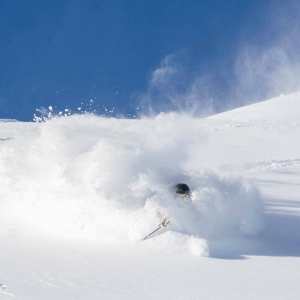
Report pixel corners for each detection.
[1,0,299,120]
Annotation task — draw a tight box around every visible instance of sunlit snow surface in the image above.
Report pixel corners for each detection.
[1,92,300,299]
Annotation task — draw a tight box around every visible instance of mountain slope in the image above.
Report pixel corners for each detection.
[0,92,300,299]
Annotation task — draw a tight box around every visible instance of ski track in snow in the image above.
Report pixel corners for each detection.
[0,284,15,299]
[222,158,300,173]
[0,137,13,141]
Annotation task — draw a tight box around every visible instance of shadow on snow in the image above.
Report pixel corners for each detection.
[208,197,300,259]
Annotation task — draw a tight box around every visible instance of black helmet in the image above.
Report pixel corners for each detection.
[175,183,191,197]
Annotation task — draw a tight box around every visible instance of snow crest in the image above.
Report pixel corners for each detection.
[0,114,264,256]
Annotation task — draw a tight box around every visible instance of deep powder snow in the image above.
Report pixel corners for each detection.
[0,113,263,256]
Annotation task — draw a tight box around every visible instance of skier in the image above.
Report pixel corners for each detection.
[174,183,191,199]
[142,183,191,240]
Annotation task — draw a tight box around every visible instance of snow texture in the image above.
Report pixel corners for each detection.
[0,112,263,256]
[1,92,300,299]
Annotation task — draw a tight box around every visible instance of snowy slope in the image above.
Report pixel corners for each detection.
[0,92,300,299]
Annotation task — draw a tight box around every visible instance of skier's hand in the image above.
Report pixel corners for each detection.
[161,217,170,227]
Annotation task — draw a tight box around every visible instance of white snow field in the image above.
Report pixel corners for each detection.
[0,92,300,299]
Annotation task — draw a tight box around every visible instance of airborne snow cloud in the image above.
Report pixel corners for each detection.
[138,2,300,117]
[0,114,264,256]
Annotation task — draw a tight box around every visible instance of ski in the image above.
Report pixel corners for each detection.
[142,219,170,241]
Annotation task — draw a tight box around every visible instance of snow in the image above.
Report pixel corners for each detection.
[1,92,300,299]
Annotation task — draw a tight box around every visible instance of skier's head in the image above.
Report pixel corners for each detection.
[174,183,191,199]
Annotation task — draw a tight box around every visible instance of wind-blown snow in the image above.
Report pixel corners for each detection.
[0,113,263,256]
